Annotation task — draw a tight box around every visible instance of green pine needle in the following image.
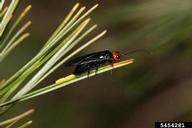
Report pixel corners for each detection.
[0,59,134,107]
[0,3,111,115]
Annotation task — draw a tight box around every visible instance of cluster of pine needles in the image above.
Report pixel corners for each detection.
[0,0,134,127]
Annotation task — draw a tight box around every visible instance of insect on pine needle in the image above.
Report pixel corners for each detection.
[65,49,150,75]
[54,49,149,84]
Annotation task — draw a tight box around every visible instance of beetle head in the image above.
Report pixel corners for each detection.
[112,51,121,62]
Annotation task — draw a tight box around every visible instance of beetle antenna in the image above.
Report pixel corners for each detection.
[121,49,151,56]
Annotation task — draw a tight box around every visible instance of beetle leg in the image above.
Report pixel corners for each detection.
[95,67,99,75]
[110,61,114,75]
[86,64,91,78]
[87,70,90,78]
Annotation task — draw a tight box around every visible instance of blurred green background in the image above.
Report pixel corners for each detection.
[1,0,192,127]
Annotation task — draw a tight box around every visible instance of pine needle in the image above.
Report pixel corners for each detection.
[0,109,34,126]
[0,59,134,107]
